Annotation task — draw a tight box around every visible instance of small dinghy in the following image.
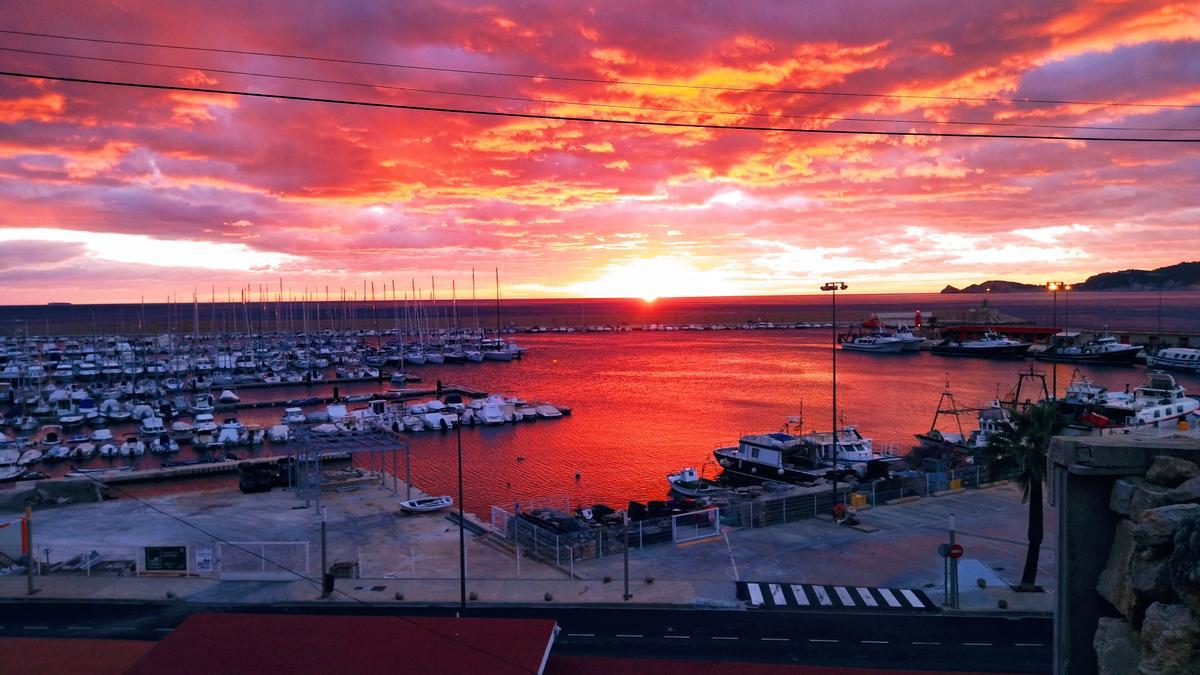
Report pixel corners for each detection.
[399,495,453,513]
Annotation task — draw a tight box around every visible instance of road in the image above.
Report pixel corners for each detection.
[0,600,1051,672]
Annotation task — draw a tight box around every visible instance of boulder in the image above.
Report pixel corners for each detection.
[1098,520,1137,621]
[1138,602,1200,675]
[1146,456,1200,488]
[1130,477,1200,519]
[1134,504,1200,559]
[1130,556,1176,608]
[1170,516,1200,615]
[1093,617,1141,675]
[1111,478,1143,516]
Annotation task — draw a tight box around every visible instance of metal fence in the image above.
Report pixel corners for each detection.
[217,541,310,581]
[672,507,720,543]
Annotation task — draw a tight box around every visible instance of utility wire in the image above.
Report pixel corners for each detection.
[2,69,1197,143]
[2,27,1197,110]
[62,463,537,675]
[4,46,1197,133]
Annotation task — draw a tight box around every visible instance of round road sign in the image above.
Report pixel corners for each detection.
[948,543,965,559]
[937,543,950,558]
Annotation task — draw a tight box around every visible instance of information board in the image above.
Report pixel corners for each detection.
[144,546,189,572]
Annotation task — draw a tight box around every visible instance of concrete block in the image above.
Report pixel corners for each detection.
[1138,602,1200,675]
[1093,617,1141,675]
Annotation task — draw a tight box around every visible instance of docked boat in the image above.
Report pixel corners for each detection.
[17,449,43,466]
[98,443,119,458]
[170,420,194,442]
[281,407,306,424]
[73,443,98,460]
[799,425,903,477]
[1090,372,1199,430]
[714,432,827,483]
[667,466,726,497]
[399,495,453,512]
[119,435,146,457]
[0,448,20,466]
[0,465,27,482]
[1146,347,1200,373]
[840,334,906,353]
[139,416,167,437]
[1035,333,1141,364]
[534,404,563,419]
[217,418,245,445]
[218,389,241,404]
[930,330,1031,358]
[39,424,64,446]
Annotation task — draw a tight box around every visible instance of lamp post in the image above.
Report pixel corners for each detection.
[821,281,848,511]
[457,420,466,613]
[1046,282,1066,399]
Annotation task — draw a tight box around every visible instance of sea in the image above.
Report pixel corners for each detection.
[3,291,1200,515]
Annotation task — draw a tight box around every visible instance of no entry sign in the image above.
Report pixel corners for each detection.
[948,543,965,559]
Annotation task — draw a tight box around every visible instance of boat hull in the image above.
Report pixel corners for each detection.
[1035,348,1140,364]
[930,344,1031,358]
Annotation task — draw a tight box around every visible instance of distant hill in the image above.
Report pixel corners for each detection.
[940,280,1043,294]
[1076,262,1200,291]
[941,262,1200,293]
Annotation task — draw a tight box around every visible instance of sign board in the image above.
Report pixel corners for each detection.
[937,543,950,558]
[194,547,214,573]
[144,546,189,572]
[948,543,965,559]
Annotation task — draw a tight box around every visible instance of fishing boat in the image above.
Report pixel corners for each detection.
[399,495,453,512]
[1088,372,1199,430]
[667,466,726,497]
[930,330,1031,358]
[714,432,827,484]
[1035,332,1141,364]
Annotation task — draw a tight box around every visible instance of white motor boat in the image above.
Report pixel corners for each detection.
[244,424,265,445]
[534,404,563,419]
[479,404,506,425]
[0,448,21,466]
[139,417,167,436]
[517,406,538,421]
[667,466,726,497]
[149,436,180,454]
[74,443,99,460]
[193,413,218,434]
[17,449,43,466]
[190,393,216,415]
[217,418,245,445]
[0,466,27,482]
[119,436,146,457]
[98,443,119,458]
[44,445,72,461]
[267,424,291,443]
[399,495,453,513]
[282,407,306,424]
[840,334,906,353]
[39,425,64,446]
[1147,347,1200,373]
[218,389,241,404]
[170,420,195,442]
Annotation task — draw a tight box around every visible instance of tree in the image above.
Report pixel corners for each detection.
[981,399,1065,591]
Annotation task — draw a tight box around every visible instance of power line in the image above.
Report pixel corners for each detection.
[2,69,1197,143]
[2,27,1198,110]
[4,46,1197,134]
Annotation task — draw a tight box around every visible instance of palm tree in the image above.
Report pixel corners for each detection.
[981,399,1065,591]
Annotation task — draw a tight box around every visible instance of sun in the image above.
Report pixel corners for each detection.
[641,294,658,304]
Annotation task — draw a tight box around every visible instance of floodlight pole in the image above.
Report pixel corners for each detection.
[821,282,848,512]
[1046,282,1065,399]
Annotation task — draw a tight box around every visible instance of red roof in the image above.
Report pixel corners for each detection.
[126,613,558,675]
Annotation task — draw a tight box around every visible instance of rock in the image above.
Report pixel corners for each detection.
[1093,617,1141,675]
[1170,476,1200,505]
[1130,483,1176,519]
[1099,520,1138,621]
[1170,516,1200,615]
[1112,478,1143,516]
[1131,556,1176,607]
[1138,602,1200,675]
[1135,504,1200,559]
[1146,456,1200,488]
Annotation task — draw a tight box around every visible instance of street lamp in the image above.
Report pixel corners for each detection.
[457,420,467,613]
[821,281,848,512]
[1045,282,1067,399]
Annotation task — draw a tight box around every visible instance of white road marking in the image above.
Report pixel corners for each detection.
[790,585,810,605]
[67,626,89,630]
[747,583,764,606]
[768,583,785,605]
[664,635,690,639]
[24,626,48,630]
[878,588,901,607]
[912,641,941,645]
[812,586,832,606]
[900,589,925,608]
[834,586,854,605]
[155,628,173,633]
[1015,643,1044,647]
[809,638,839,643]
[861,640,889,644]
[712,636,738,641]
[963,642,993,646]
[761,637,790,642]
[856,587,878,607]
[616,634,643,638]
[566,633,594,638]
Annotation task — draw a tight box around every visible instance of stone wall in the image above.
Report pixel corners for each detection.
[1094,456,1200,674]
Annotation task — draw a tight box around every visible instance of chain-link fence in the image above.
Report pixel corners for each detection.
[217,541,310,581]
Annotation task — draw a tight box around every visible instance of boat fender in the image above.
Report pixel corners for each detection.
[778,469,785,475]
[751,467,757,474]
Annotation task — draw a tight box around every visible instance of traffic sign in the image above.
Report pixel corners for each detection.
[948,543,964,559]
[937,543,950,558]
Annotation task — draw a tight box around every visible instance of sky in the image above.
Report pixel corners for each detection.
[1,1,1199,304]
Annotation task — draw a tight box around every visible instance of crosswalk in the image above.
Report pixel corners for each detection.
[736,581,938,612]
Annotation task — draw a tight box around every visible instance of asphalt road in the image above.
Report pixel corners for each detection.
[0,600,1051,672]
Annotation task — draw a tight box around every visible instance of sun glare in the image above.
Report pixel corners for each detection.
[569,256,741,300]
